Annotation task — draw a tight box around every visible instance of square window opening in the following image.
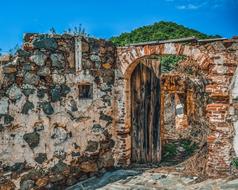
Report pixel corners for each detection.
[79,84,93,99]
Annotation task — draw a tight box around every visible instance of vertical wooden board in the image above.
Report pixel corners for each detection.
[143,64,148,162]
[131,62,161,164]
[154,76,161,162]
[131,64,140,162]
[131,68,136,162]
[148,72,152,162]
[159,91,165,161]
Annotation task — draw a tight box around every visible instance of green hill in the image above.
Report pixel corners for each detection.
[110,21,220,46]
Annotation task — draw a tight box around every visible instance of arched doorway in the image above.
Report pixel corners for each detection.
[130,60,161,163]
[118,41,235,176]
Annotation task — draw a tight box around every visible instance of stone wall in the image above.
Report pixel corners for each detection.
[0,34,238,189]
[0,34,117,189]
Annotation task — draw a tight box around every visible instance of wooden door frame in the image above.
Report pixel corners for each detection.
[123,58,162,164]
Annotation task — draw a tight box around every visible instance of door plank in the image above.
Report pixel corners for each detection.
[131,61,161,164]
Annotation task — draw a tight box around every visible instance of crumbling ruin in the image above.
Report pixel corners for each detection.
[0,33,238,189]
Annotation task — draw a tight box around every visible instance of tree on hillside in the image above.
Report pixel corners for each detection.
[110,21,221,46]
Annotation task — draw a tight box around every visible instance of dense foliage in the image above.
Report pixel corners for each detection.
[160,55,185,73]
[148,55,185,73]
[110,21,220,46]
[110,21,221,73]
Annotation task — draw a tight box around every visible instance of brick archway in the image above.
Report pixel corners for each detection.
[117,43,211,75]
[116,40,238,176]
[116,42,212,164]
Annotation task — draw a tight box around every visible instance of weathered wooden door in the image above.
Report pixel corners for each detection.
[131,62,161,163]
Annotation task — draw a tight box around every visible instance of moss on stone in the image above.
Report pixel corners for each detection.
[161,139,198,165]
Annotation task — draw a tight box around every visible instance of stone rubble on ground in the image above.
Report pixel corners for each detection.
[68,169,238,190]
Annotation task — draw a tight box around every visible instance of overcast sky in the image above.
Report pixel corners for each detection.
[0,0,237,52]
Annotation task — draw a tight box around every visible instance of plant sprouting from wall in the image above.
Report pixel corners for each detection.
[49,27,57,34]
[64,24,89,37]
[160,55,185,73]
[8,44,21,55]
[147,55,186,73]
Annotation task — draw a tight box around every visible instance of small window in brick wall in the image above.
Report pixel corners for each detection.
[79,84,93,99]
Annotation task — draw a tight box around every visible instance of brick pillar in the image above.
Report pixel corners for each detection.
[205,53,235,177]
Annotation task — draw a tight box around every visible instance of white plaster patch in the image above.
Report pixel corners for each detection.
[75,36,82,72]
[131,48,138,59]
[230,67,238,100]
[139,47,145,57]
[30,51,47,66]
[214,55,224,65]
[183,45,192,56]
[164,43,176,55]
[52,73,66,84]
[212,65,227,74]
[0,97,8,114]
[230,67,238,156]
[233,122,238,156]
[176,104,184,116]
[191,48,201,60]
